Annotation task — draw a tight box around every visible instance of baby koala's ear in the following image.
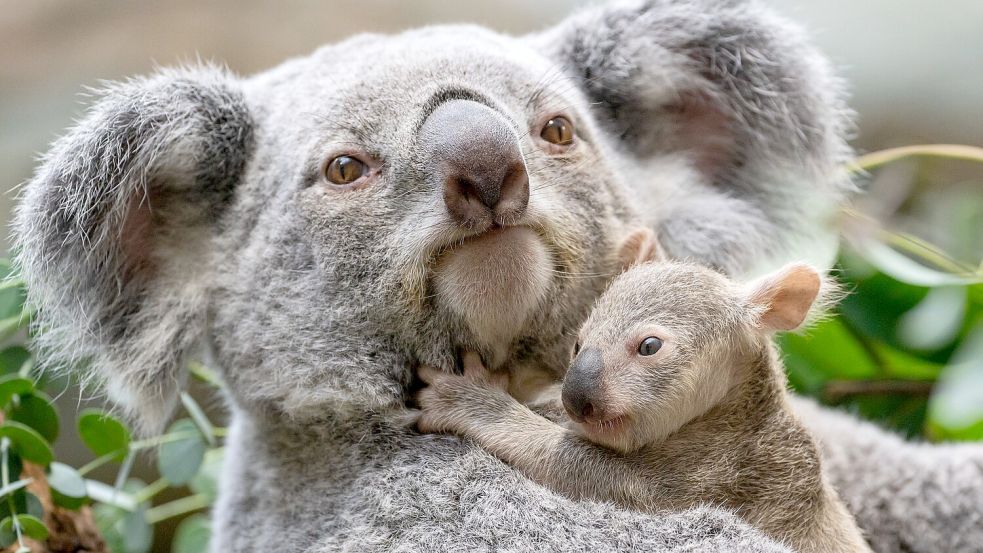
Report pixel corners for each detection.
[745,263,821,332]
[617,227,665,270]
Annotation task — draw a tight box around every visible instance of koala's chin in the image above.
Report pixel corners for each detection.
[433,226,553,356]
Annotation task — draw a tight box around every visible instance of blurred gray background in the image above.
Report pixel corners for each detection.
[0,1,981,550]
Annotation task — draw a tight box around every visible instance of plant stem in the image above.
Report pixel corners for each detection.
[823,379,934,401]
[144,494,210,524]
[77,450,123,476]
[132,478,170,505]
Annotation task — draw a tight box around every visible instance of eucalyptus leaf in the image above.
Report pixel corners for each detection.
[48,462,87,509]
[897,286,967,351]
[117,509,152,553]
[0,422,53,465]
[172,514,211,553]
[189,447,224,502]
[78,409,130,461]
[158,419,205,486]
[9,391,59,443]
[927,322,983,440]
[0,514,48,541]
[0,489,43,520]
[0,282,25,320]
[0,375,34,408]
[0,347,30,376]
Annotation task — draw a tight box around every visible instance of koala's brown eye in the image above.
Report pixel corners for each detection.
[638,336,663,356]
[540,116,574,146]
[573,341,581,356]
[325,155,367,185]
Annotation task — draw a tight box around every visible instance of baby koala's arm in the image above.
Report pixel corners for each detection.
[416,354,652,509]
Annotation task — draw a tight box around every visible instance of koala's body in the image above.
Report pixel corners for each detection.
[418,258,871,553]
[13,0,983,551]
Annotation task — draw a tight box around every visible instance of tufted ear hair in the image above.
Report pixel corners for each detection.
[617,227,665,270]
[13,65,254,434]
[535,0,854,275]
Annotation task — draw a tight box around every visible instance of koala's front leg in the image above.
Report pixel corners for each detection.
[416,354,651,509]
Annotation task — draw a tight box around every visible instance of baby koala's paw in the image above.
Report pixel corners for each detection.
[415,352,510,435]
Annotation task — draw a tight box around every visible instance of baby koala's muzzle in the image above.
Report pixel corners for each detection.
[562,347,605,423]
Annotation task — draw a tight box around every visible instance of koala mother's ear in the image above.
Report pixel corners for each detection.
[536,0,850,188]
[14,65,254,434]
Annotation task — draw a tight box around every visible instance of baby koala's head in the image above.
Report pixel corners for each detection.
[563,229,824,453]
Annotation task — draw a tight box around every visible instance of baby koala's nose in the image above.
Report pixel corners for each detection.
[562,347,605,423]
[419,99,529,229]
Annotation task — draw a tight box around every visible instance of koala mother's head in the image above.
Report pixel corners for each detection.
[14,1,850,431]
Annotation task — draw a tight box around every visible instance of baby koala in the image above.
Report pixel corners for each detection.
[417,230,870,553]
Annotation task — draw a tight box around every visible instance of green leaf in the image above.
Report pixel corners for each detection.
[118,509,152,553]
[9,391,59,443]
[0,422,53,465]
[0,490,43,520]
[4,451,23,485]
[93,503,127,553]
[0,347,30,376]
[172,513,211,553]
[897,286,967,351]
[927,322,983,440]
[779,316,880,394]
[0,282,25,320]
[158,419,205,486]
[0,520,12,547]
[189,448,224,502]
[48,462,87,510]
[851,239,981,287]
[0,375,34,408]
[0,514,48,541]
[78,409,131,461]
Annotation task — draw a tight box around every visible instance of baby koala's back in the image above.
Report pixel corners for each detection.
[567,254,870,552]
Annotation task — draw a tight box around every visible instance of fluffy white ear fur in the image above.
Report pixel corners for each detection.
[746,263,821,331]
[617,227,666,270]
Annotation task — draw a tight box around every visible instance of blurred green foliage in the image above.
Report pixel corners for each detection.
[781,145,983,441]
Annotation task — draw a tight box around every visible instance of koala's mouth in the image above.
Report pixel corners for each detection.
[577,413,631,438]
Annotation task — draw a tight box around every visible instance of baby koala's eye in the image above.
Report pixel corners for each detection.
[540,116,575,146]
[638,336,663,356]
[573,341,581,356]
[324,155,368,185]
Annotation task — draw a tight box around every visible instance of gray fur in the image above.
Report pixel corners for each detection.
[11,1,978,551]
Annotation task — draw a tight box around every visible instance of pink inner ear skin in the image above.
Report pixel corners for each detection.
[670,91,735,180]
[119,192,158,283]
[617,227,664,270]
[753,265,821,332]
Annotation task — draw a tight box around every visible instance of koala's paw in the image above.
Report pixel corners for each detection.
[415,352,510,436]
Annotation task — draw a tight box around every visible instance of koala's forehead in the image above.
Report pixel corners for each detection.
[249,26,564,144]
[585,263,741,339]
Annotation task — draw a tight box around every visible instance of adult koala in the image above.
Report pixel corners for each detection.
[14,0,983,551]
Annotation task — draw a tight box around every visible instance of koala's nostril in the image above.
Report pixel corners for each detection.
[419,99,529,227]
[562,347,604,423]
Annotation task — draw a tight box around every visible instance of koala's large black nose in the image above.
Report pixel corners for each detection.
[419,99,529,228]
[562,347,605,423]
